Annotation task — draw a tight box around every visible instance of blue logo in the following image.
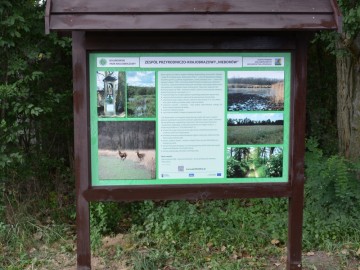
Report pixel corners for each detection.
[189,173,194,177]
[217,173,222,176]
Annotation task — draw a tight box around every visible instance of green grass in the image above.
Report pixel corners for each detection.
[98,155,152,180]
[227,125,283,145]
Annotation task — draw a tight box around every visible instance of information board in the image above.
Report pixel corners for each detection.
[89,53,291,186]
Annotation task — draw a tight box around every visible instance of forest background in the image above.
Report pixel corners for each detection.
[0,1,360,269]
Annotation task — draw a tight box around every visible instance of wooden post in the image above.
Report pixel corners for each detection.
[73,31,92,270]
[287,33,309,270]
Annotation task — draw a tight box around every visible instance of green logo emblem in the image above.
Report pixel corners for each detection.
[99,58,107,66]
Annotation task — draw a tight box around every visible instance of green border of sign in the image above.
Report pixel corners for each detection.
[89,52,291,186]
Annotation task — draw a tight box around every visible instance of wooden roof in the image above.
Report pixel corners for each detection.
[45,0,342,34]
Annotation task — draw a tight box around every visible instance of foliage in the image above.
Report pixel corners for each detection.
[0,1,359,269]
[228,76,282,86]
[306,39,338,154]
[265,153,283,177]
[127,85,156,118]
[338,0,360,39]
[0,0,72,174]
[129,199,288,269]
[303,138,360,248]
[305,138,360,215]
[227,158,249,177]
[313,0,360,53]
[90,202,124,250]
[0,1,74,268]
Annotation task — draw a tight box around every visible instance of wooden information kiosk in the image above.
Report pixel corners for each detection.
[45,1,341,269]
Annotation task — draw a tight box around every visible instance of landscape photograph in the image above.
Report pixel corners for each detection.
[227,113,284,144]
[227,147,283,178]
[98,121,156,180]
[127,71,156,118]
[96,71,126,117]
[227,71,284,111]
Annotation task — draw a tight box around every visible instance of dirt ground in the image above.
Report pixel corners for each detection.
[26,234,359,270]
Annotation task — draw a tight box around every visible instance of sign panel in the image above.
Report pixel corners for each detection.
[89,53,291,186]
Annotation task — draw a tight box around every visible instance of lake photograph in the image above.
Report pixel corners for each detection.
[227,71,284,111]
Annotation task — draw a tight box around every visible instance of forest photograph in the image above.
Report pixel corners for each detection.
[96,71,126,117]
[227,113,284,144]
[227,147,283,178]
[97,121,156,180]
[227,71,284,111]
[127,71,156,118]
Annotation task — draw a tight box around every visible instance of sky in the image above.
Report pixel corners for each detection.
[96,71,118,90]
[228,71,284,80]
[126,71,155,87]
[228,113,283,122]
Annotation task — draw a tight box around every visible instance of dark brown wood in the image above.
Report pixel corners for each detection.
[73,31,91,270]
[51,0,334,13]
[330,0,343,33]
[83,183,292,202]
[68,28,313,270]
[49,14,338,32]
[287,33,308,270]
[85,31,297,51]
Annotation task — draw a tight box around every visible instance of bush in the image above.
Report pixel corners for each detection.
[227,158,249,177]
[303,138,360,248]
[265,153,283,177]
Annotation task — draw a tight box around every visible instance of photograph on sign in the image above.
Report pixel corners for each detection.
[227,147,283,178]
[96,71,126,117]
[89,53,290,186]
[97,121,156,180]
[227,71,284,111]
[126,71,156,118]
[227,113,284,145]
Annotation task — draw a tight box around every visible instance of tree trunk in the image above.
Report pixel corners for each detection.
[336,35,360,160]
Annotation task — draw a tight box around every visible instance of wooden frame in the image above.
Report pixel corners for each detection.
[72,31,308,270]
[46,0,340,34]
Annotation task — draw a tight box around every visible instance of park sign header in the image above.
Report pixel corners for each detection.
[90,52,291,186]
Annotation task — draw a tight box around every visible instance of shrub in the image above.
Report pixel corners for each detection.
[303,138,360,248]
[265,153,283,177]
[227,158,249,177]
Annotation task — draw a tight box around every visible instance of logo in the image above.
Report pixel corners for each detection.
[275,58,282,66]
[99,58,107,66]
[189,173,194,177]
[217,173,222,176]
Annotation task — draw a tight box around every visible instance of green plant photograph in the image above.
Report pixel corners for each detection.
[1,0,360,269]
[126,71,156,118]
[227,147,283,178]
[227,113,284,145]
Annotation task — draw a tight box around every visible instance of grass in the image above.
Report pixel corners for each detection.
[2,143,360,269]
[227,125,283,145]
[98,149,156,180]
[1,197,360,269]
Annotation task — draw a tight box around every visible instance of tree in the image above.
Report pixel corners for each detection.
[323,1,360,160]
[0,1,72,184]
[336,5,360,160]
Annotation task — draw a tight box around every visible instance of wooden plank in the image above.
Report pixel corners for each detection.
[51,0,333,13]
[85,31,297,51]
[330,0,343,33]
[50,14,337,31]
[73,31,91,270]
[286,33,309,270]
[83,183,292,202]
